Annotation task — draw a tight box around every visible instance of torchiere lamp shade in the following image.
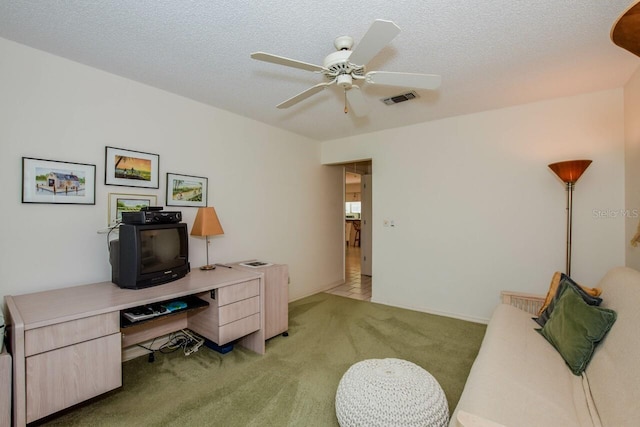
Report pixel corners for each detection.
[191,207,224,237]
[548,160,592,184]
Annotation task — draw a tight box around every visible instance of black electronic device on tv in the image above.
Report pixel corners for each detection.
[109,222,190,289]
[121,210,182,225]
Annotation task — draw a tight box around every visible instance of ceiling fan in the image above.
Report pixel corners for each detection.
[611,2,640,58]
[250,19,441,117]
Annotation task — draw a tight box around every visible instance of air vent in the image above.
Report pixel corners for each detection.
[381,91,419,105]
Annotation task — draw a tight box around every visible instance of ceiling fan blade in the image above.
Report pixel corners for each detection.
[365,71,442,90]
[277,81,334,109]
[348,19,401,66]
[251,52,326,72]
[345,86,370,117]
[611,2,640,57]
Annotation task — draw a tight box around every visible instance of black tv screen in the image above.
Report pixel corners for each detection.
[139,227,184,274]
[110,223,189,289]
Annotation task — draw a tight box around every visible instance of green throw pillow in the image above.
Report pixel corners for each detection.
[538,284,616,376]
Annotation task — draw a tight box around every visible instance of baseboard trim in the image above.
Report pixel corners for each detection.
[370,297,489,325]
[289,279,344,303]
[291,281,490,324]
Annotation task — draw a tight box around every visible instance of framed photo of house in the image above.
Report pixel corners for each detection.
[22,157,96,205]
[166,173,207,207]
[108,193,158,226]
[105,146,159,189]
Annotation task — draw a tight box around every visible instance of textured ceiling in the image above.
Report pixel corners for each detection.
[1,1,638,141]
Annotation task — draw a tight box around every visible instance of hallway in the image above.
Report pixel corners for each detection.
[325,245,372,301]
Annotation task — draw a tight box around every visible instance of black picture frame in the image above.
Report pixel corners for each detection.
[22,157,96,205]
[166,173,208,207]
[104,146,160,189]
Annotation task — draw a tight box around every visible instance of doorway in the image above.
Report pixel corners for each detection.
[326,161,372,301]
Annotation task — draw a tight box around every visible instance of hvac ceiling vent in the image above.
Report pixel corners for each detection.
[381,91,419,105]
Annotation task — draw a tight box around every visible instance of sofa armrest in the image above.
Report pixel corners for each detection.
[500,291,545,315]
[457,410,506,427]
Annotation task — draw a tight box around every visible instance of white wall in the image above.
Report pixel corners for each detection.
[0,38,344,300]
[345,183,361,194]
[323,90,626,322]
[625,65,640,270]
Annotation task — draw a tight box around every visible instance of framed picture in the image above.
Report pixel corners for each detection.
[166,173,207,207]
[108,193,158,226]
[22,157,96,205]
[105,146,159,188]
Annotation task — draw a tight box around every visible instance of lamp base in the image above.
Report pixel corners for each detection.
[200,264,216,271]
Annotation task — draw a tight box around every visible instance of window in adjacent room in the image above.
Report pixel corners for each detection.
[345,202,361,218]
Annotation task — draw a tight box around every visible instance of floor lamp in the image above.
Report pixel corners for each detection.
[548,160,592,277]
[190,206,224,270]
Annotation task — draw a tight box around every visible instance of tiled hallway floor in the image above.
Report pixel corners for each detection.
[325,245,371,301]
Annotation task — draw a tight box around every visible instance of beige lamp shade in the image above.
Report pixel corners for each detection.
[191,207,224,237]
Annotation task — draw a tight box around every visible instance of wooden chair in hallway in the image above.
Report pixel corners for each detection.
[352,220,361,247]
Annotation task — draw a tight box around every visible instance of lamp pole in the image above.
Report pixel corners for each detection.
[565,182,574,277]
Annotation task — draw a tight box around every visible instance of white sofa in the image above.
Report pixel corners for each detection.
[450,266,640,427]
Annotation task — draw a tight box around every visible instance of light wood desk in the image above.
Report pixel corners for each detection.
[5,267,265,426]
[0,347,10,427]
[231,262,288,340]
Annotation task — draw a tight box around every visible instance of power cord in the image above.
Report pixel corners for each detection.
[136,338,157,363]
[106,221,121,252]
[180,329,204,356]
[137,330,204,362]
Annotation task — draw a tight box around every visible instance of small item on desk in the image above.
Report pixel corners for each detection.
[215,263,232,269]
[123,306,156,322]
[149,303,169,315]
[163,301,188,312]
[122,304,169,322]
[239,261,273,268]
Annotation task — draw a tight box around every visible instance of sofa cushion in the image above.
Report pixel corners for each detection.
[451,304,593,427]
[585,267,640,427]
[535,273,602,327]
[538,284,616,375]
[537,272,602,316]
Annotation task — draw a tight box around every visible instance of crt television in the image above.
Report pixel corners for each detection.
[109,223,190,289]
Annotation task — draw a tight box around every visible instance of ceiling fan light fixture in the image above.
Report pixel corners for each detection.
[337,74,353,89]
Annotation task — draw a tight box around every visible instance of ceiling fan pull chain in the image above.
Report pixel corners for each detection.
[344,89,348,114]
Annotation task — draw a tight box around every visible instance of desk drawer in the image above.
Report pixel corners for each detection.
[218,313,260,345]
[219,296,260,326]
[26,333,122,423]
[216,279,259,305]
[25,312,120,356]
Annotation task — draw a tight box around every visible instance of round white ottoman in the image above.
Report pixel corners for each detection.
[335,358,449,427]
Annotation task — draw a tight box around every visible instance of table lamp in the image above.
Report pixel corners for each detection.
[190,206,224,270]
[548,159,592,276]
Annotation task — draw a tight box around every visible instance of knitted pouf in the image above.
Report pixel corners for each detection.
[335,358,449,427]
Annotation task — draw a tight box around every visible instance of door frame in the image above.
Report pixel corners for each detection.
[342,161,373,283]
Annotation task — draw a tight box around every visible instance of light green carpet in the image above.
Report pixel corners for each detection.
[39,293,486,426]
